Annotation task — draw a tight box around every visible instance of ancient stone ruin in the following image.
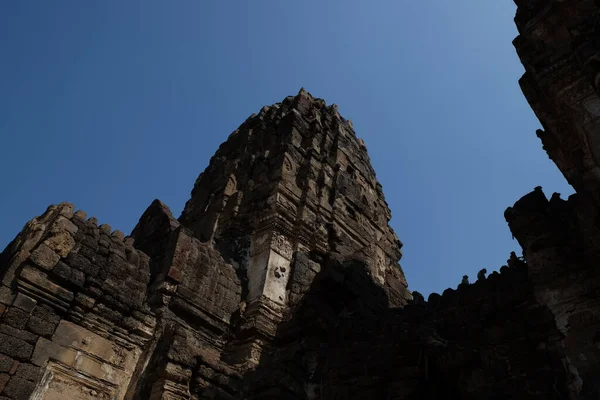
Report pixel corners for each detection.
[2,1,600,399]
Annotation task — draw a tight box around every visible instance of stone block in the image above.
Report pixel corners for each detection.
[86,216,98,225]
[12,293,37,313]
[52,260,72,281]
[50,216,78,235]
[26,315,57,337]
[99,224,112,234]
[73,293,95,309]
[29,244,60,270]
[73,210,87,220]
[66,252,98,277]
[0,374,8,393]
[1,308,29,330]
[57,202,75,218]
[106,253,128,279]
[97,245,109,256]
[72,354,105,381]
[0,325,37,344]
[30,360,118,398]
[31,337,76,367]
[92,301,125,323]
[31,304,60,324]
[43,231,76,258]
[70,268,85,287]
[52,261,85,288]
[0,356,12,373]
[52,321,130,367]
[0,287,14,306]
[81,235,98,251]
[78,244,98,262]
[164,362,193,384]
[19,266,74,303]
[3,376,35,400]
[0,333,33,360]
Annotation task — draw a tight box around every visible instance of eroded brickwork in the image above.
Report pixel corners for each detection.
[0,203,154,399]
[0,86,594,399]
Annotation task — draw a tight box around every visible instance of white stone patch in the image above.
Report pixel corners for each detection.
[246,232,294,305]
[263,250,292,305]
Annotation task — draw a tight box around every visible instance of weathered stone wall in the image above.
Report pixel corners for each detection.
[508,0,600,397]
[0,206,581,400]
[513,0,600,196]
[239,253,572,399]
[506,188,600,399]
[420,264,569,399]
[0,203,155,400]
[128,199,244,399]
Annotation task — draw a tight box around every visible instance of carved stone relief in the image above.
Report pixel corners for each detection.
[283,154,295,177]
[31,362,117,400]
[271,233,293,260]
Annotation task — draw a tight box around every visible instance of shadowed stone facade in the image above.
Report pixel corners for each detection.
[2,1,600,398]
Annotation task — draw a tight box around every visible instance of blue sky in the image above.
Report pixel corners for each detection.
[0,1,572,296]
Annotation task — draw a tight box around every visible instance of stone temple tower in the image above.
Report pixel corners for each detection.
[0,88,409,399]
[179,88,410,309]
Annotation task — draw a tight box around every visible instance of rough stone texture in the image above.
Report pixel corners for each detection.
[513,0,600,197]
[4,3,600,395]
[505,1,600,398]
[247,261,570,399]
[0,88,584,399]
[0,203,155,399]
[178,88,411,307]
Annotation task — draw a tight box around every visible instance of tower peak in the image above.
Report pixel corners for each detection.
[179,91,410,307]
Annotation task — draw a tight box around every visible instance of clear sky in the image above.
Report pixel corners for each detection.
[0,1,573,296]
